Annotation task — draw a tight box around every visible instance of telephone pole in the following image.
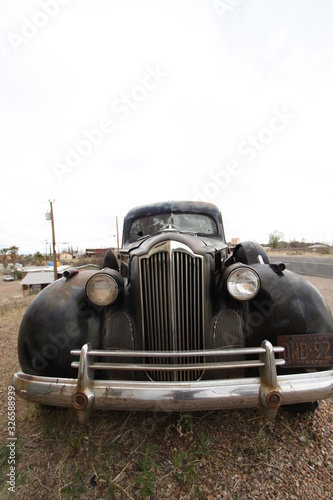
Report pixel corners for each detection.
[49,200,58,281]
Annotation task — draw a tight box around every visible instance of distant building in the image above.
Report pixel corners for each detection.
[228,238,240,250]
[85,248,115,257]
[20,266,70,295]
[307,244,330,253]
[60,252,73,263]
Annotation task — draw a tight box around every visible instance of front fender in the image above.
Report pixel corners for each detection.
[243,265,333,345]
[18,271,103,377]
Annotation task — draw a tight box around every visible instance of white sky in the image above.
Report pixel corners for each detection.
[1,0,332,254]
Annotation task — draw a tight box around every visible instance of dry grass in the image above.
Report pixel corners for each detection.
[0,278,333,499]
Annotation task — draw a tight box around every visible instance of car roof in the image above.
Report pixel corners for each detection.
[122,201,225,246]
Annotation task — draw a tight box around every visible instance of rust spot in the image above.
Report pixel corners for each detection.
[266,391,281,408]
[72,392,88,409]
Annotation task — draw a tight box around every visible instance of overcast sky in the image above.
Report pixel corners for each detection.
[1,0,332,254]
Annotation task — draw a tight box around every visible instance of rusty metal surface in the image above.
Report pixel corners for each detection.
[278,333,333,368]
[12,340,333,424]
[12,367,333,419]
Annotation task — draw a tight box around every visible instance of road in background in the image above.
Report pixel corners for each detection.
[271,255,333,279]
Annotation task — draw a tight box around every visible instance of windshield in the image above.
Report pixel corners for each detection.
[128,212,217,242]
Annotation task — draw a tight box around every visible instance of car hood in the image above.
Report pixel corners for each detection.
[126,231,227,257]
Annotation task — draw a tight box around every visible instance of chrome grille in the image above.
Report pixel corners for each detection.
[140,243,204,382]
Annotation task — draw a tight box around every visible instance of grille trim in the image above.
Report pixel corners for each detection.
[139,241,204,381]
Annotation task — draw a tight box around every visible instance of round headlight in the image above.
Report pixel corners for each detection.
[86,273,119,306]
[227,267,260,301]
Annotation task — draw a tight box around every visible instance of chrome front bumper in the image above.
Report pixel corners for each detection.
[13,341,333,424]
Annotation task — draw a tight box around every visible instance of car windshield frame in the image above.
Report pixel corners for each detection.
[128,212,217,243]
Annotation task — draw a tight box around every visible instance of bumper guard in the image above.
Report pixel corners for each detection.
[13,340,333,424]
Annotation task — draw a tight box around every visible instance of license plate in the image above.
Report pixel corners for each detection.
[277,333,333,368]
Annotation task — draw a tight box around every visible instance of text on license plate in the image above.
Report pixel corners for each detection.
[277,333,333,368]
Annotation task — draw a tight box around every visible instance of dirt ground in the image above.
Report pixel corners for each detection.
[0,279,24,303]
[0,276,332,499]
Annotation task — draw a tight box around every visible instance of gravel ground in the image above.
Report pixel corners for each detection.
[0,275,332,498]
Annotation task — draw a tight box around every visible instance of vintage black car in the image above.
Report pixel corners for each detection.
[13,201,333,423]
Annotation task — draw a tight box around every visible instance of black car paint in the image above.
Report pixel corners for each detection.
[17,201,333,380]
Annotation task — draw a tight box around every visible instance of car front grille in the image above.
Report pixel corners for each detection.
[140,242,204,381]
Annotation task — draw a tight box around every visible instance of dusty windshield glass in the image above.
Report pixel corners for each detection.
[128,213,217,242]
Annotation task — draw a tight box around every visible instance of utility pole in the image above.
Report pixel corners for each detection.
[116,216,120,253]
[116,216,121,270]
[49,200,58,281]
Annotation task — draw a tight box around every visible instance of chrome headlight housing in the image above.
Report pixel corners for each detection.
[85,269,123,306]
[226,266,260,301]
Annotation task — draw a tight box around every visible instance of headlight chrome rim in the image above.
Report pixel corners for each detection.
[86,273,119,307]
[227,267,260,301]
